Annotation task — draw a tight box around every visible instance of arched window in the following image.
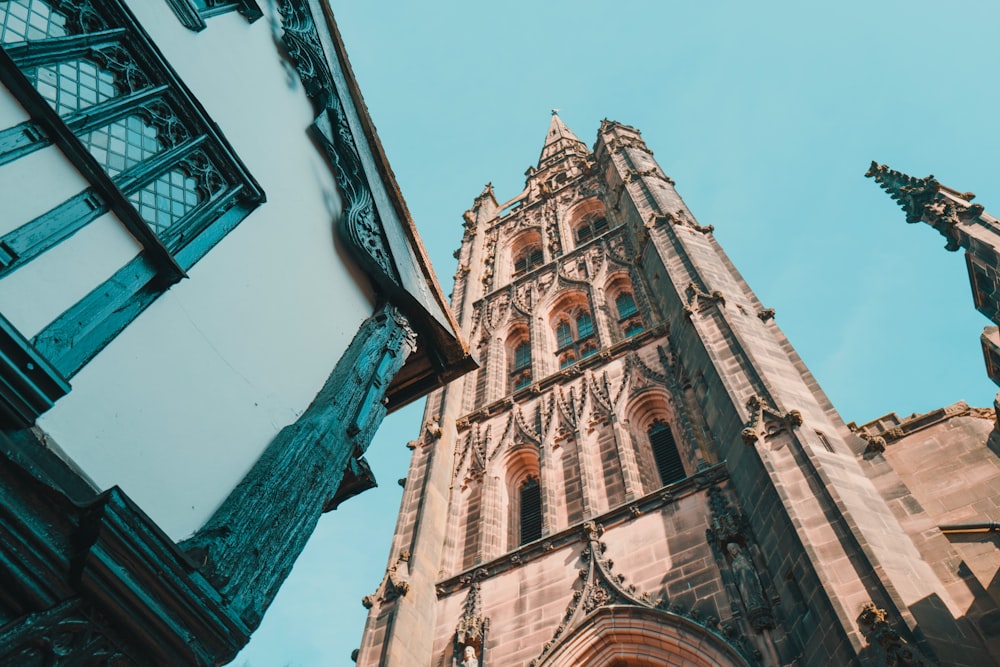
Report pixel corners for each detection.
[648,421,685,486]
[519,477,542,545]
[514,244,543,276]
[576,311,594,339]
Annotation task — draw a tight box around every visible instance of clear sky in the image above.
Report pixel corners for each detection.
[237,2,1000,664]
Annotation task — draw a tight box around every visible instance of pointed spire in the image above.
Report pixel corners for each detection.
[537,110,589,169]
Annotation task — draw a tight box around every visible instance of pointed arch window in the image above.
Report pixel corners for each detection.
[648,421,685,486]
[553,304,598,369]
[519,477,542,545]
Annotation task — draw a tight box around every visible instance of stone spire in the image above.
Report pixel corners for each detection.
[537,110,590,170]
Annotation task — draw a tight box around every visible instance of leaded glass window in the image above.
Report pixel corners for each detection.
[0,0,263,418]
[513,341,531,371]
[576,311,593,339]
[0,0,68,43]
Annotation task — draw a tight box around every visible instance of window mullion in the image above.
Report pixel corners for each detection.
[64,84,170,135]
[2,28,127,68]
[113,134,206,195]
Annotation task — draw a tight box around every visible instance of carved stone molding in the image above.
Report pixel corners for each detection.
[527,518,757,666]
[436,463,730,597]
[454,570,489,666]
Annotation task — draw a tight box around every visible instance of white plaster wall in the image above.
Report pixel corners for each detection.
[34,5,376,539]
[0,143,90,237]
[0,212,141,337]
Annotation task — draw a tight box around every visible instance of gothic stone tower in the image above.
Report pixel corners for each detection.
[355,117,999,666]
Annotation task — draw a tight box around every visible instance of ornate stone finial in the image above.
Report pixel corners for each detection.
[860,432,887,458]
[866,161,984,250]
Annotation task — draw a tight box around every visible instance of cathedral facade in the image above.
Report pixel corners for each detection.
[356,116,1000,665]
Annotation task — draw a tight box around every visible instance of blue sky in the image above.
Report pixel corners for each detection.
[237,2,1000,664]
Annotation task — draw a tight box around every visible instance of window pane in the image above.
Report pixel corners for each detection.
[616,292,637,319]
[514,341,531,370]
[576,312,593,339]
[0,0,68,43]
[27,57,119,116]
[556,321,572,348]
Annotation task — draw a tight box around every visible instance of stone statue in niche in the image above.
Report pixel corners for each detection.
[726,541,773,631]
[460,644,479,667]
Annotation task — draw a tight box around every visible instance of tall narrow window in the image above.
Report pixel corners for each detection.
[519,477,542,545]
[511,339,531,391]
[553,305,598,368]
[648,421,684,486]
[513,341,531,371]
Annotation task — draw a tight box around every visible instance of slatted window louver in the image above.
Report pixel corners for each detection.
[519,478,542,545]
[649,422,685,486]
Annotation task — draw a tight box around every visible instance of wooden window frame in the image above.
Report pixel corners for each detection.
[0,0,263,426]
[164,0,262,32]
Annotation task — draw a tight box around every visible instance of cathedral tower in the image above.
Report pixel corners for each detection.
[356,117,999,666]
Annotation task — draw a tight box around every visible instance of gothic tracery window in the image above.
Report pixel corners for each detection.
[553,304,597,368]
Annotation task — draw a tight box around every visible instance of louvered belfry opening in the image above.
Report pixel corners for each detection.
[519,477,542,545]
[648,421,684,486]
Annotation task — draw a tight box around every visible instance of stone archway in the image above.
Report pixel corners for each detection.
[538,606,751,667]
